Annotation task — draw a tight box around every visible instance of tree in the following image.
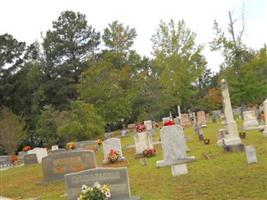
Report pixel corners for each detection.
[152,19,206,109]
[102,21,137,53]
[0,108,26,155]
[42,11,100,108]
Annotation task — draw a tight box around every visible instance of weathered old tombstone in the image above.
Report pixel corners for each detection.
[76,140,98,151]
[262,99,267,136]
[0,155,12,168]
[243,110,260,130]
[144,120,153,131]
[156,125,195,167]
[180,113,191,128]
[51,145,59,151]
[171,164,188,176]
[217,79,243,151]
[41,150,96,183]
[24,154,38,165]
[134,131,154,155]
[65,167,140,200]
[28,147,48,163]
[245,145,257,164]
[197,111,207,127]
[103,138,125,163]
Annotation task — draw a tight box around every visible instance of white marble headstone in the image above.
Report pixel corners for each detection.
[134,131,154,154]
[144,120,153,131]
[27,147,48,163]
[156,125,194,167]
[51,145,59,151]
[245,145,257,164]
[171,164,188,176]
[243,111,259,130]
[103,138,124,163]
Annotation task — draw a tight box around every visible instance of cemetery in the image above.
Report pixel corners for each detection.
[1,1,267,200]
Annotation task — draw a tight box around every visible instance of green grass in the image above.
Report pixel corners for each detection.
[1,121,267,200]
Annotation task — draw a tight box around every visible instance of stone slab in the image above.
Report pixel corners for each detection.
[171,164,188,176]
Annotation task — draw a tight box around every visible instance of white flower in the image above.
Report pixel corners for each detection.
[81,184,87,193]
[94,182,101,189]
[105,191,111,198]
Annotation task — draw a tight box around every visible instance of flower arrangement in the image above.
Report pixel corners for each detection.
[107,149,120,163]
[143,148,156,157]
[78,182,111,200]
[11,155,18,165]
[96,139,103,146]
[163,120,175,126]
[23,146,31,152]
[66,142,76,150]
[136,124,146,132]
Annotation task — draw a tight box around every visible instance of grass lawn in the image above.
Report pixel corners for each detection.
[1,120,267,200]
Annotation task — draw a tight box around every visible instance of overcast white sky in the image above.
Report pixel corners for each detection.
[0,0,266,72]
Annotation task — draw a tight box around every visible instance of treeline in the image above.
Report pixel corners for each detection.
[0,11,266,152]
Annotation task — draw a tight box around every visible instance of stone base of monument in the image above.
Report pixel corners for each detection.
[224,143,244,152]
[171,164,188,176]
[243,125,264,131]
[102,156,125,164]
[156,156,195,168]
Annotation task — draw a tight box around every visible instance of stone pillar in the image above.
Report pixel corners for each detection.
[177,105,181,119]
[220,79,242,147]
[263,99,267,136]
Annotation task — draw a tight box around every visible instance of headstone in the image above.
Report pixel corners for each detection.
[24,154,38,165]
[217,79,242,150]
[49,148,66,154]
[180,113,191,128]
[144,120,153,131]
[41,150,96,183]
[121,129,129,137]
[103,138,125,163]
[197,111,207,127]
[156,125,195,167]
[243,110,260,130]
[245,145,257,164]
[0,156,12,168]
[65,167,140,200]
[134,131,154,155]
[127,123,136,129]
[51,145,59,151]
[262,99,267,136]
[171,164,188,176]
[28,147,48,163]
[76,140,98,151]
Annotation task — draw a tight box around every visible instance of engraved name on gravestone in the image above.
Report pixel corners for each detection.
[42,150,96,183]
[24,154,38,165]
[65,167,140,200]
[103,138,125,163]
[156,125,195,167]
[245,145,257,164]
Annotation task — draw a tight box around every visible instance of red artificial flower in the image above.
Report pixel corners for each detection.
[136,124,146,132]
[23,146,31,152]
[163,120,175,126]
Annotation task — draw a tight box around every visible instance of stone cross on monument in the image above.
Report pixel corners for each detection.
[218,79,243,151]
[263,99,267,136]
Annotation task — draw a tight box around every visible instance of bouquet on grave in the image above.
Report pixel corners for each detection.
[66,142,76,150]
[11,155,18,165]
[136,124,146,133]
[163,120,175,126]
[143,148,156,157]
[22,145,31,152]
[78,182,111,200]
[107,149,120,163]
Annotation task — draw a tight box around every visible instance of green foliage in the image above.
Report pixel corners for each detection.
[0,107,26,154]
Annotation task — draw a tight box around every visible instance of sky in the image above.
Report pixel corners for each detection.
[0,0,266,72]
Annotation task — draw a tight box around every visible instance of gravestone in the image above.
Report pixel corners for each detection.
[24,154,38,165]
[51,145,59,151]
[103,138,125,163]
[197,111,207,127]
[42,150,96,183]
[49,148,66,154]
[243,110,260,130]
[65,167,140,200]
[245,145,257,164]
[171,164,188,176]
[180,113,191,128]
[217,79,242,150]
[263,99,267,136]
[144,120,153,131]
[134,131,154,155]
[156,125,195,167]
[76,140,98,151]
[162,117,170,124]
[28,147,48,163]
[0,156,12,168]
